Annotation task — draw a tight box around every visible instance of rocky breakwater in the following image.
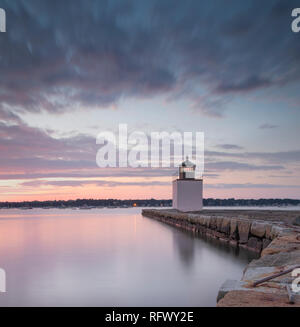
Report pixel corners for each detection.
[142,209,300,306]
[141,209,281,253]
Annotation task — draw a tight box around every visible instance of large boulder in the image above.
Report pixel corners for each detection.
[187,214,199,224]
[204,216,211,228]
[230,219,238,240]
[217,279,238,302]
[270,225,284,239]
[262,238,272,249]
[221,218,231,235]
[250,222,266,238]
[237,219,251,244]
[198,216,205,226]
[265,224,273,239]
[262,233,300,256]
[249,249,300,267]
[210,216,218,230]
[247,237,263,253]
[216,217,224,232]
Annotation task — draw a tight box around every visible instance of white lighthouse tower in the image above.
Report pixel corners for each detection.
[172,157,203,212]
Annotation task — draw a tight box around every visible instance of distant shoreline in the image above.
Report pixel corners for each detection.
[1,198,300,209]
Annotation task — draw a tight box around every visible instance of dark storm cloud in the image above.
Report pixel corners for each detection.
[216,76,271,93]
[0,0,299,116]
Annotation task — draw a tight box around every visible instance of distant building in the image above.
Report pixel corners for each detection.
[172,157,203,212]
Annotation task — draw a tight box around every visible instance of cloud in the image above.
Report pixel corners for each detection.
[0,169,174,180]
[0,120,179,179]
[215,144,243,150]
[206,150,300,164]
[216,76,271,93]
[0,121,96,167]
[206,183,300,189]
[21,179,169,188]
[259,123,279,129]
[203,173,219,178]
[0,108,22,124]
[0,0,299,117]
[206,161,284,172]
[1,119,298,182]
[247,151,300,164]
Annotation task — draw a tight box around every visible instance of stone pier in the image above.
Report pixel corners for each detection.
[142,208,300,307]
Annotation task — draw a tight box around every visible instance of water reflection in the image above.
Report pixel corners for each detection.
[0,208,258,307]
[172,230,196,267]
[163,221,258,274]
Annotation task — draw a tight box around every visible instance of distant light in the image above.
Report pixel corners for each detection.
[133,203,137,207]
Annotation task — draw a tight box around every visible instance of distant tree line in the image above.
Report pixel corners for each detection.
[0,199,171,208]
[203,198,300,207]
[0,198,299,208]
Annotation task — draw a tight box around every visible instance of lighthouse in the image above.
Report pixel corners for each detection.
[172,157,203,212]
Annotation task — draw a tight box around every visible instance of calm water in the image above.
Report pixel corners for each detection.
[0,208,258,307]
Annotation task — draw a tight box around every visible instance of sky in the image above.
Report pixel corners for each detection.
[0,0,300,201]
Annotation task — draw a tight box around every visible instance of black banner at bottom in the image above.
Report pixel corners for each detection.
[0,307,298,325]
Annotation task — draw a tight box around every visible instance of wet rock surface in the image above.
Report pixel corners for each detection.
[217,290,299,307]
